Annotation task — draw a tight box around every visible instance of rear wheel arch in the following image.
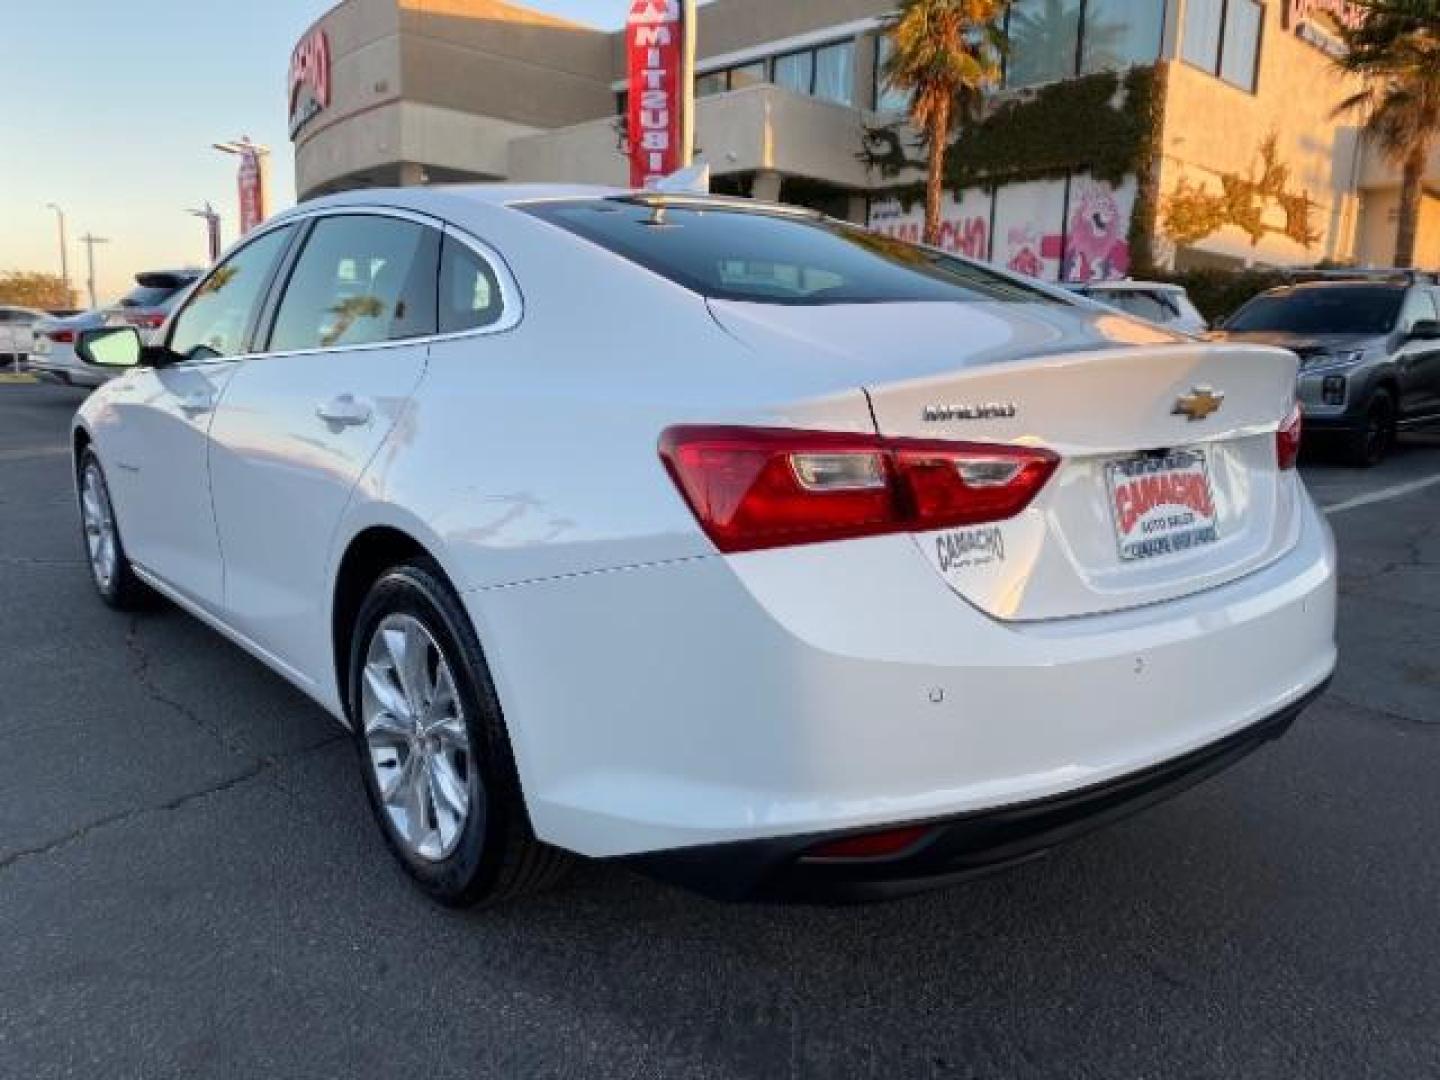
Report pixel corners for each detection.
[331,526,433,716]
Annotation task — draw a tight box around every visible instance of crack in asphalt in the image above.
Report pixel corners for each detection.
[0,734,345,875]
[124,615,260,763]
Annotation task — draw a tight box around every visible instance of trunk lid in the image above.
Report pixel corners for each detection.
[709,300,1302,621]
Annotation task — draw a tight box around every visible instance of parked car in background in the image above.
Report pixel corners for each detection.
[1067,280,1208,334]
[104,269,201,340]
[1213,275,1440,465]
[30,269,200,388]
[29,310,108,387]
[0,305,47,366]
[69,186,1334,907]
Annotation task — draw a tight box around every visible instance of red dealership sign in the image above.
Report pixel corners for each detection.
[289,28,332,137]
[237,147,267,235]
[626,0,686,188]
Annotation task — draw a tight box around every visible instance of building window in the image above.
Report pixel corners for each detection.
[874,36,910,113]
[1081,0,1166,75]
[773,50,817,96]
[695,71,728,98]
[729,60,766,91]
[1183,0,1261,93]
[1006,0,1083,88]
[814,40,856,105]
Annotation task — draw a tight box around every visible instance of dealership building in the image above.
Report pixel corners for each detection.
[289,0,1439,279]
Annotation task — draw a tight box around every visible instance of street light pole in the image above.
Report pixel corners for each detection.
[212,137,272,235]
[45,203,71,305]
[188,203,223,263]
[78,233,110,310]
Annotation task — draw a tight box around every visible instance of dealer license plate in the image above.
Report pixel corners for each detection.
[1106,449,1219,562]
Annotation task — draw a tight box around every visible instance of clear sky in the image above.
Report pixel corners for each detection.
[0,0,633,306]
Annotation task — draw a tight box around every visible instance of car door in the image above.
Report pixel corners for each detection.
[1393,287,1440,420]
[100,224,296,611]
[206,210,439,684]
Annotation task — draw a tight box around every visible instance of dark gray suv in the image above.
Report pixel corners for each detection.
[1216,278,1440,465]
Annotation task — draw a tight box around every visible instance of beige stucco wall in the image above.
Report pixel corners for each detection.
[295,0,616,197]
[1355,187,1440,267]
[508,84,879,190]
[1155,4,1365,268]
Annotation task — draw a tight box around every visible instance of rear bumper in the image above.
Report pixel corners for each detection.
[624,678,1328,902]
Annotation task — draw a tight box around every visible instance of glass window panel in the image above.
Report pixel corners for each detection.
[169,226,292,360]
[1220,0,1262,91]
[813,40,855,105]
[695,71,728,97]
[270,216,439,352]
[729,61,766,91]
[773,50,814,95]
[874,36,910,113]
[1081,0,1165,74]
[438,237,503,334]
[1182,0,1224,72]
[1005,0,1082,88]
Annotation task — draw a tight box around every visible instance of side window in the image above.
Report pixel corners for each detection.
[269,215,439,352]
[169,226,293,360]
[438,235,505,334]
[1398,288,1437,332]
[1100,290,1169,323]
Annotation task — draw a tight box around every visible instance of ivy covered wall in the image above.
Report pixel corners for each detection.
[864,65,1167,276]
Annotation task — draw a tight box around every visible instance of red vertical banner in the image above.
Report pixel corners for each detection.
[237,148,266,235]
[626,0,686,188]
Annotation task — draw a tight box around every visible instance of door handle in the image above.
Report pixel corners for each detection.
[316,394,373,427]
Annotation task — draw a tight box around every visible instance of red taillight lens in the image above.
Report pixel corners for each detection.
[807,825,932,860]
[659,426,1059,553]
[126,310,166,329]
[46,329,76,344]
[1276,404,1303,470]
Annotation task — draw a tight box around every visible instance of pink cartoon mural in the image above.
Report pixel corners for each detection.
[866,174,1136,283]
[1064,178,1134,282]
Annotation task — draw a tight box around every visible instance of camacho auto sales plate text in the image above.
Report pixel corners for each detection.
[1106,449,1219,562]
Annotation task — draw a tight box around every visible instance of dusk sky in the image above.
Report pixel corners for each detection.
[1,0,637,305]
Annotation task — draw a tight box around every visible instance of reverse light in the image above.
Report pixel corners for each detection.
[659,425,1059,553]
[1276,404,1303,470]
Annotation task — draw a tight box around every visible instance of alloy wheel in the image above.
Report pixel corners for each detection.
[360,613,473,862]
[80,464,118,592]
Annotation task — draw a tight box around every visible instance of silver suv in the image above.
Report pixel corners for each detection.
[1215,275,1440,465]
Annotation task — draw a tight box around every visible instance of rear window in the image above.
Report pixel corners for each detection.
[1225,286,1404,334]
[117,283,183,309]
[523,199,1054,306]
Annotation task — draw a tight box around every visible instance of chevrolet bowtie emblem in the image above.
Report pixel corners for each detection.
[1173,386,1225,421]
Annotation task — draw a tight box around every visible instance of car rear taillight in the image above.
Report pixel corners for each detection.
[659,426,1059,553]
[45,329,76,344]
[126,310,167,329]
[1276,404,1302,471]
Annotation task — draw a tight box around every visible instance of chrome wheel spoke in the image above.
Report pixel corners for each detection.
[362,613,472,863]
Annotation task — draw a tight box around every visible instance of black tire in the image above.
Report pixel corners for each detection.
[348,558,573,907]
[77,449,155,610]
[1340,389,1397,467]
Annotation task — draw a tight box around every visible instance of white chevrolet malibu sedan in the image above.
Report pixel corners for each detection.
[70,186,1336,905]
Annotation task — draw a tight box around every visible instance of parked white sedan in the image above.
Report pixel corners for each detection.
[70,186,1336,906]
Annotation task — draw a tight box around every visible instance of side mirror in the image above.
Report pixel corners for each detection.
[1408,319,1440,341]
[75,326,143,369]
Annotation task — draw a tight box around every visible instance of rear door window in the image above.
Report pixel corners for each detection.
[524,199,1054,306]
[269,215,440,352]
[438,236,505,333]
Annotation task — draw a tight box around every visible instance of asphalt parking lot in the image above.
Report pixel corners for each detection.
[1,379,1437,1079]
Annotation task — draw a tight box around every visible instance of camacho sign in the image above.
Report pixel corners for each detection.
[289,28,331,138]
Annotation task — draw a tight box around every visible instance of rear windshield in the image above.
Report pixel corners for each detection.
[523,199,1055,306]
[1225,286,1404,334]
[117,283,183,309]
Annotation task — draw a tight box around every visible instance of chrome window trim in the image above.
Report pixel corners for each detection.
[167,203,524,368]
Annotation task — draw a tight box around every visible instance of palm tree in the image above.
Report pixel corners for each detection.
[881,0,1009,245]
[1334,1,1440,267]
